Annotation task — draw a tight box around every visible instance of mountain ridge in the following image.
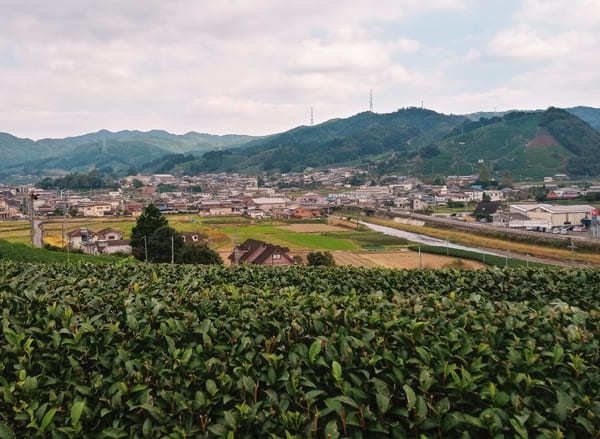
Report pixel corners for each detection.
[1,105,599,182]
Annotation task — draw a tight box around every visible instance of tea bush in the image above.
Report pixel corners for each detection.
[0,262,599,437]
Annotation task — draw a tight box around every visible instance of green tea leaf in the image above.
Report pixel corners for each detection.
[40,407,57,433]
[324,420,339,439]
[554,390,573,422]
[509,417,528,439]
[0,423,15,439]
[71,400,86,426]
[376,393,390,414]
[403,384,416,410]
[309,340,321,363]
[206,379,218,396]
[332,361,342,381]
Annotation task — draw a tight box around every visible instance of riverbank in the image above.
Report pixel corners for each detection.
[361,217,600,267]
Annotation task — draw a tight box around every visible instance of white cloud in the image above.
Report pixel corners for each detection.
[464,48,481,61]
[489,29,595,59]
[1,0,598,139]
[481,0,600,111]
[0,0,468,138]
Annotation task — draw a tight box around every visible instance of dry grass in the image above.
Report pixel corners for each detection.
[330,251,378,267]
[360,250,486,270]
[367,217,600,265]
[278,224,348,233]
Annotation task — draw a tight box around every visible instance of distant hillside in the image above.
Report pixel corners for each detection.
[379,107,600,179]
[170,108,467,174]
[463,110,527,121]
[0,130,256,178]
[566,106,600,133]
[465,107,600,134]
[2,105,599,182]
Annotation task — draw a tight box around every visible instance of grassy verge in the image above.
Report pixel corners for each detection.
[367,217,600,266]
[0,240,125,264]
[323,231,409,250]
[408,245,549,268]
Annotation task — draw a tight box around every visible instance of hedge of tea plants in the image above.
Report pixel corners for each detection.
[0,261,599,438]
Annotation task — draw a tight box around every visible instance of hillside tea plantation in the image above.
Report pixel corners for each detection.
[0,262,599,437]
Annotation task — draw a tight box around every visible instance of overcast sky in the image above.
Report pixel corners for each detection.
[1,0,599,139]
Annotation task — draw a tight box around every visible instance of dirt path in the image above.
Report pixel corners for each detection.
[278,224,348,233]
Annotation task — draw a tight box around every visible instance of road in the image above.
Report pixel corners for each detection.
[360,220,503,256]
[359,219,585,268]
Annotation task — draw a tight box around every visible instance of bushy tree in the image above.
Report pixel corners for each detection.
[147,226,184,263]
[499,171,513,189]
[530,186,549,202]
[432,176,446,186]
[130,204,168,260]
[132,179,144,189]
[307,251,336,266]
[478,163,490,183]
[178,243,223,265]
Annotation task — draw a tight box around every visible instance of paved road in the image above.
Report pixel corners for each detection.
[359,219,586,268]
[360,220,503,256]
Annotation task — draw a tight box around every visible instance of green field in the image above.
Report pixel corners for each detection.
[323,231,409,249]
[0,240,123,264]
[1,262,598,437]
[0,216,409,252]
[219,225,359,251]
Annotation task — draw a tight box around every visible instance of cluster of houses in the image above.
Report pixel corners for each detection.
[0,186,27,220]
[1,169,599,235]
[326,177,505,210]
[67,227,131,255]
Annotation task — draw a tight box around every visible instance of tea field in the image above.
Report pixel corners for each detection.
[1,262,599,437]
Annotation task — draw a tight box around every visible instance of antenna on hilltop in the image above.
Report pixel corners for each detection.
[369,89,373,112]
[310,106,314,125]
[421,100,424,109]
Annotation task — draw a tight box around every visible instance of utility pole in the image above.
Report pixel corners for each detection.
[29,192,34,246]
[568,239,576,266]
[144,235,148,262]
[418,246,422,269]
[62,189,67,248]
[171,235,174,264]
[369,89,373,112]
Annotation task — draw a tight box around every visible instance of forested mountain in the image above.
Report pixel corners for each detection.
[0,130,255,178]
[566,106,600,133]
[2,106,600,182]
[175,108,467,174]
[150,107,600,179]
[462,107,600,134]
[378,107,600,178]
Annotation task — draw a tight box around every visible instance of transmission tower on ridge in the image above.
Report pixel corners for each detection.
[369,89,373,112]
[310,106,314,125]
